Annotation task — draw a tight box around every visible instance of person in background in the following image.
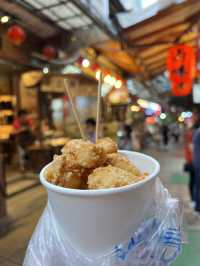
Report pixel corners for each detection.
[13,109,34,171]
[118,125,133,150]
[85,118,96,143]
[13,109,32,132]
[171,122,180,143]
[192,121,200,214]
[161,124,169,147]
[184,121,195,205]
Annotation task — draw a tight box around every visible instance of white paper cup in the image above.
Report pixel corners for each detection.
[40,151,160,257]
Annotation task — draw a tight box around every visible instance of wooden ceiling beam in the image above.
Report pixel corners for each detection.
[138,34,196,60]
[124,0,198,33]
[127,27,198,50]
[139,44,170,59]
[125,21,189,43]
[124,0,200,40]
[144,53,167,66]
[174,9,200,42]
[148,61,166,71]
[150,66,166,76]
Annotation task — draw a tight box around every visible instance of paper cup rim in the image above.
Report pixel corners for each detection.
[40,150,160,197]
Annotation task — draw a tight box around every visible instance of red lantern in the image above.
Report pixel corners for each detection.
[167,44,196,96]
[42,45,56,60]
[172,82,192,97]
[196,26,200,75]
[7,25,26,46]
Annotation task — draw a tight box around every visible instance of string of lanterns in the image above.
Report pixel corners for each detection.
[6,24,57,62]
[77,56,124,89]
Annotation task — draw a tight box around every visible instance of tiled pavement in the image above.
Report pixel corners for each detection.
[0,145,200,265]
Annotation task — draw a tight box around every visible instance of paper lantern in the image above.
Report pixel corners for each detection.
[167,44,196,96]
[7,25,26,46]
[196,27,200,75]
[42,45,57,60]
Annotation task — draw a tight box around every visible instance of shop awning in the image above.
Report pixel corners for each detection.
[93,0,200,78]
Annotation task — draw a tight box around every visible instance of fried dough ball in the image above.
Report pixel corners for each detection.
[96,137,118,154]
[62,139,105,168]
[88,166,140,189]
[105,153,142,177]
[45,154,84,189]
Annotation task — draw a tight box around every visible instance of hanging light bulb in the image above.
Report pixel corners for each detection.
[115,80,122,89]
[82,58,90,68]
[96,70,101,80]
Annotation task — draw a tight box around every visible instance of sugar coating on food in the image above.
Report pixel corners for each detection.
[105,153,142,176]
[62,139,105,168]
[96,137,117,154]
[88,166,140,189]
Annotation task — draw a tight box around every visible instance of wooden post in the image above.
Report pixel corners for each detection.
[0,144,7,220]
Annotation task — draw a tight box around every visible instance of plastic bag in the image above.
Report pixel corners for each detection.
[23,179,183,266]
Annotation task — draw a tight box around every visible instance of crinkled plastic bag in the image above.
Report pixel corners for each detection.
[23,179,182,266]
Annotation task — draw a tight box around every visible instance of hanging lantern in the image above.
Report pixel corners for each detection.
[196,26,200,75]
[167,44,196,96]
[172,82,192,97]
[6,25,26,46]
[42,45,57,60]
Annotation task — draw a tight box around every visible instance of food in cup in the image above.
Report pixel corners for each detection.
[45,154,85,189]
[45,137,145,189]
[105,153,141,176]
[96,137,118,154]
[87,165,143,189]
[61,139,105,168]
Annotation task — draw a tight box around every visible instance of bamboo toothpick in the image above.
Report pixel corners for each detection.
[64,79,85,140]
[95,72,103,143]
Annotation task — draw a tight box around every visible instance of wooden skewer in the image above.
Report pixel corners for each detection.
[95,72,103,143]
[64,79,85,140]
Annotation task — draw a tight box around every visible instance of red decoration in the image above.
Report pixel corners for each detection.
[103,69,110,76]
[167,44,196,96]
[196,27,200,75]
[7,25,26,46]
[91,63,99,71]
[42,45,57,60]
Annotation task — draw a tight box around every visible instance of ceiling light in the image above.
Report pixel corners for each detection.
[96,70,101,80]
[110,77,116,86]
[160,113,166,120]
[131,105,140,112]
[178,116,184,122]
[1,16,10,24]
[82,58,90,68]
[115,80,122,89]
[104,74,112,84]
[43,67,49,74]
[181,111,192,119]
[137,99,149,108]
